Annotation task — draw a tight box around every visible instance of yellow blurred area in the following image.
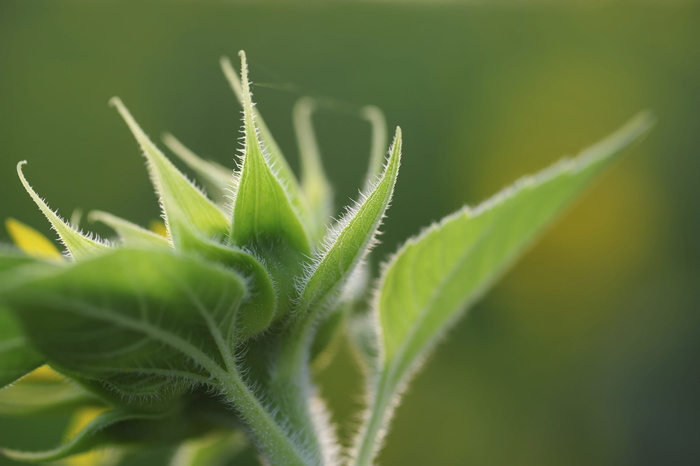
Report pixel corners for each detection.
[64,407,110,466]
[21,365,65,383]
[148,220,168,238]
[4,218,63,261]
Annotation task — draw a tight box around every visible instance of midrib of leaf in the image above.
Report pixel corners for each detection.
[20,279,307,464]
[383,210,494,368]
[48,296,224,379]
[177,280,238,375]
[358,213,512,458]
[351,113,654,466]
[169,259,310,464]
[150,278,307,465]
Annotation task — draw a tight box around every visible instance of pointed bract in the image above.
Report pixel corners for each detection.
[229,52,311,258]
[17,162,109,260]
[293,97,333,243]
[297,127,402,316]
[162,133,234,205]
[220,56,311,222]
[110,98,229,246]
[89,211,170,248]
[361,106,389,190]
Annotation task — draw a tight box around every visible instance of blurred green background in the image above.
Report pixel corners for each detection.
[1,0,699,465]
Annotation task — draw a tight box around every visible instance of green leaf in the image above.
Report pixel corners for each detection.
[379,113,652,371]
[297,127,401,316]
[4,248,309,463]
[0,251,37,275]
[89,211,170,248]
[17,162,110,260]
[188,238,277,338]
[1,410,149,462]
[229,52,311,257]
[0,253,51,387]
[0,307,44,389]
[220,55,310,223]
[110,98,230,246]
[0,374,100,415]
[1,248,247,404]
[162,133,234,205]
[0,408,206,463]
[353,113,654,465]
[293,97,333,243]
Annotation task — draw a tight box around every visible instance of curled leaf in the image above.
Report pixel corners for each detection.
[17,162,109,260]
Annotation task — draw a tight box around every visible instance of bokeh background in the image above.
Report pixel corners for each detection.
[1,1,699,465]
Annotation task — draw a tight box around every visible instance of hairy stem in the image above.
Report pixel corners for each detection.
[269,316,337,465]
[216,369,308,466]
[351,370,394,466]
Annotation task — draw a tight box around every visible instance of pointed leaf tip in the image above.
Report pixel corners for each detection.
[162,133,233,204]
[231,53,311,257]
[228,52,312,321]
[351,113,653,466]
[297,125,401,315]
[360,106,389,189]
[220,56,244,102]
[237,51,255,128]
[221,53,311,232]
[16,162,108,260]
[293,96,333,242]
[111,98,229,245]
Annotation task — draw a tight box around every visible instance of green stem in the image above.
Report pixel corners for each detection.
[269,316,333,465]
[216,369,308,466]
[351,371,394,466]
